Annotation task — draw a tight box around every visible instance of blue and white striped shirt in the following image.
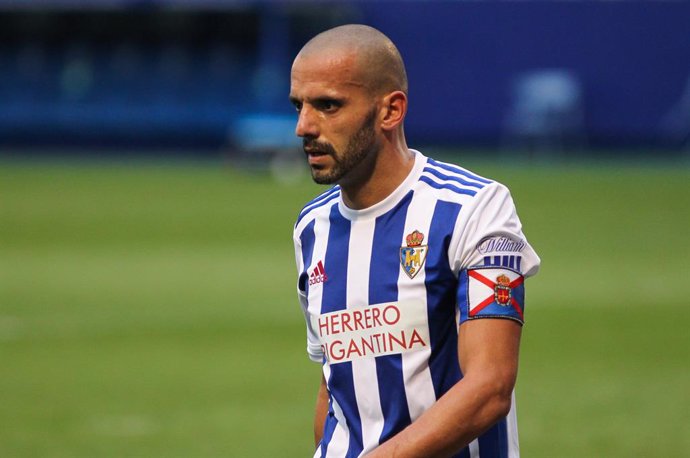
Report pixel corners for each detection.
[294,150,540,458]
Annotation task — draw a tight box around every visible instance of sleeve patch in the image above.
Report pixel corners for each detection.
[457,266,525,324]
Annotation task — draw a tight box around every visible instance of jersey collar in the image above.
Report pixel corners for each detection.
[338,149,426,221]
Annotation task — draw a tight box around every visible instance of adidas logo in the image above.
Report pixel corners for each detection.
[309,260,328,286]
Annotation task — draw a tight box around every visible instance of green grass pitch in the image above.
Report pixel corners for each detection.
[1,157,688,457]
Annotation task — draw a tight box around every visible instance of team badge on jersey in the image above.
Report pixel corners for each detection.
[494,274,512,306]
[400,230,428,279]
[458,267,525,324]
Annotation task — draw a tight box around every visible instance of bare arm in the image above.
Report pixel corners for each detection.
[314,373,329,447]
[366,319,522,457]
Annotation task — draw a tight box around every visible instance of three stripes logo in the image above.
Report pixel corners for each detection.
[309,260,328,286]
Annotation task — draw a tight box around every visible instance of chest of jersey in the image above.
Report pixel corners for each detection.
[303,196,463,363]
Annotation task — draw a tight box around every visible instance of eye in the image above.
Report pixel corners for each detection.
[316,98,342,113]
[289,96,302,112]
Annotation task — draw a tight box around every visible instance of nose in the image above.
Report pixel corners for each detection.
[295,105,319,138]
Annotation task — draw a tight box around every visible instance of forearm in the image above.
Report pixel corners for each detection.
[366,375,513,458]
[368,320,521,458]
[314,375,329,447]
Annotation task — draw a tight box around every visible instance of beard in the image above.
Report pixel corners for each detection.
[303,107,379,185]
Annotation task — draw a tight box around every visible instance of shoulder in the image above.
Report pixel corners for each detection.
[294,185,341,234]
[414,157,523,238]
[416,156,498,203]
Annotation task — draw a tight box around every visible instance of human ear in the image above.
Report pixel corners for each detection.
[380,91,407,131]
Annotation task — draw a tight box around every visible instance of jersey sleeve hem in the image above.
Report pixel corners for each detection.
[308,344,324,363]
[462,315,525,326]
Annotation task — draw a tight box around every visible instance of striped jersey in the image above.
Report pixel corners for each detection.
[293,150,540,458]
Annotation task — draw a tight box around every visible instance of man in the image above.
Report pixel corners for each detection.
[291,24,540,458]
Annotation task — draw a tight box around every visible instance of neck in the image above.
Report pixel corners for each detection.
[339,142,414,210]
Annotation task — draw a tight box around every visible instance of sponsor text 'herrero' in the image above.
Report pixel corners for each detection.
[313,302,430,364]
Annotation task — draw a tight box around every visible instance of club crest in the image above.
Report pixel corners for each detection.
[400,230,428,279]
[494,274,512,306]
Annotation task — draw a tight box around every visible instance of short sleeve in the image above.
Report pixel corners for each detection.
[297,287,324,363]
[294,231,324,363]
[450,182,540,324]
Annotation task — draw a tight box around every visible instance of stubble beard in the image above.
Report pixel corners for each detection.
[305,108,379,185]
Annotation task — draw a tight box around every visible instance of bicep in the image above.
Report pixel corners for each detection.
[457,319,522,388]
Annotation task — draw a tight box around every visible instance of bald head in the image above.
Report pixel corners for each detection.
[296,24,408,96]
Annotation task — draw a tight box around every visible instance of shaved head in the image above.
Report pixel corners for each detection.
[295,24,408,96]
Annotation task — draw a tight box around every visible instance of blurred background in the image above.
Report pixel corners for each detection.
[2,1,689,457]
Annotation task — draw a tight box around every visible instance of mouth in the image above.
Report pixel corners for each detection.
[304,147,326,156]
[303,148,331,169]
[307,153,329,167]
[303,141,333,166]
[303,141,328,153]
